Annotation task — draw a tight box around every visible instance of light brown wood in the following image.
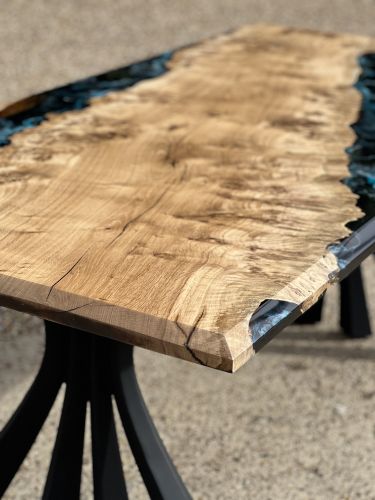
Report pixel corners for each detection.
[0,25,372,371]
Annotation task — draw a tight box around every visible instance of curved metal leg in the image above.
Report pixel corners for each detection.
[42,330,89,500]
[111,342,191,500]
[0,323,66,497]
[0,321,192,499]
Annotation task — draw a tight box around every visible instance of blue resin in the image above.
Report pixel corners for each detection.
[345,53,375,202]
[328,216,375,270]
[249,300,298,347]
[0,52,172,146]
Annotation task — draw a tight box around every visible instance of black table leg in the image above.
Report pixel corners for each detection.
[91,336,128,500]
[0,321,191,499]
[295,298,324,324]
[42,330,89,500]
[340,266,372,338]
[0,324,65,496]
[112,341,191,500]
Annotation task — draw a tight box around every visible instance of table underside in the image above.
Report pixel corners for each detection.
[0,25,374,371]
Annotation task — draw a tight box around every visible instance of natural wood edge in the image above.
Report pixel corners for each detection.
[195,230,375,373]
[225,251,344,372]
[240,250,342,371]
[272,252,339,307]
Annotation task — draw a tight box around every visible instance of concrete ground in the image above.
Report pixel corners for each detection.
[0,2,375,499]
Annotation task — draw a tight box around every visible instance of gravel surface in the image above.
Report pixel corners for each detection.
[0,2,374,499]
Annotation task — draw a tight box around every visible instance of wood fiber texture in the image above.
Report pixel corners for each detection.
[0,25,371,371]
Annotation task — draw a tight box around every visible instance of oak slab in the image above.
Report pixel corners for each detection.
[0,25,372,371]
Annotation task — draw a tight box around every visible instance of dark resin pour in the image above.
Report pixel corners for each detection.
[345,53,375,227]
[0,52,172,146]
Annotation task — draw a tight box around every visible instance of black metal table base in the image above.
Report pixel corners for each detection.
[0,322,191,500]
[296,265,372,338]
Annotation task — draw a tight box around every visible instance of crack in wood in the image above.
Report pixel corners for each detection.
[176,309,206,365]
[63,300,95,312]
[106,185,171,248]
[46,251,88,301]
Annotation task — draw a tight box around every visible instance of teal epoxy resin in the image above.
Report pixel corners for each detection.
[0,52,172,146]
[345,53,375,203]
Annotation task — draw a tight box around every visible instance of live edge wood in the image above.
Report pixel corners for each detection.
[0,25,372,371]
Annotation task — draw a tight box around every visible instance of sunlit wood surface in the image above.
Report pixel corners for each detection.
[0,25,371,371]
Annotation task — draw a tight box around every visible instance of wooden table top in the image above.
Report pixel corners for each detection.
[0,25,374,372]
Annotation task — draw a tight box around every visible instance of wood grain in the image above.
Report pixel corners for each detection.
[0,25,372,371]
